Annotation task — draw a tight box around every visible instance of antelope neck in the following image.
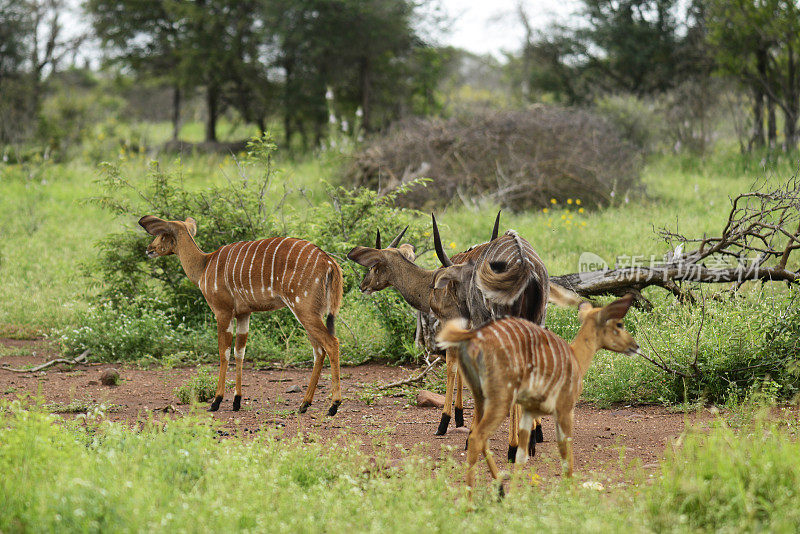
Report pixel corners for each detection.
[568,319,602,377]
[174,231,210,286]
[390,261,436,313]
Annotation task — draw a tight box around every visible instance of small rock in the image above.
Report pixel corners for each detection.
[416,390,445,408]
[286,385,301,393]
[451,426,470,434]
[100,368,120,386]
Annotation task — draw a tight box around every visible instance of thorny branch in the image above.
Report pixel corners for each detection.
[553,175,800,302]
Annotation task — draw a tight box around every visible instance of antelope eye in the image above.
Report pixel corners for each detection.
[616,322,623,328]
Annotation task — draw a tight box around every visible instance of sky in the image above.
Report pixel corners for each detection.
[437,0,580,58]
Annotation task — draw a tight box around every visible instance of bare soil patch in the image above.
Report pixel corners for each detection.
[1,337,712,483]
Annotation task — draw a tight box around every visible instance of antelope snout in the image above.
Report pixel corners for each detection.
[146,248,159,259]
[625,342,641,356]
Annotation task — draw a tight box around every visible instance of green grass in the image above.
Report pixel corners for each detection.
[1,138,798,403]
[2,401,799,532]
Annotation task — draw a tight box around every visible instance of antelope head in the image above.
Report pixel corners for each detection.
[139,215,197,258]
[346,226,413,294]
[577,294,640,356]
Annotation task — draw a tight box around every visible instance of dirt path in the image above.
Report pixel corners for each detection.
[1,337,710,483]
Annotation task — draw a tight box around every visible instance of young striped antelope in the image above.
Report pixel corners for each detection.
[437,294,640,491]
[139,216,343,415]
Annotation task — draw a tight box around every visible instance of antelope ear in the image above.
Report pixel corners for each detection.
[185,217,197,237]
[577,301,594,322]
[397,244,416,261]
[347,246,382,268]
[598,294,634,322]
[432,263,472,289]
[139,215,172,236]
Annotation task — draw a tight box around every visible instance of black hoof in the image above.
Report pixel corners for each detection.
[232,395,241,411]
[298,402,311,414]
[454,407,465,427]
[435,413,451,436]
[208,396,222,412]
[535,425,544,443]
[327,400,341,416]
[528,436,536,457]
[508,445,518,463]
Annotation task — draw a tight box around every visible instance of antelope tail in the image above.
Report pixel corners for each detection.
[436,319,472,349]
[437,319,484,402]
[548,282,583,308]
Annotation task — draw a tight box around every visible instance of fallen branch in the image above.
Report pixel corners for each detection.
[1,350,89,373]
[377,356,442,390]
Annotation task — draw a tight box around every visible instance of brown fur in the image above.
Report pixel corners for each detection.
[437,294,639,491]
[139,215,344,415]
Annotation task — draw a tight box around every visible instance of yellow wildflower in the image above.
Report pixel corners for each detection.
[550,198,557,204]
[449,242,456,249]
[542,208,549,214]
[567,198,573,204]
[579,208,585,214]
[576,199,582,205]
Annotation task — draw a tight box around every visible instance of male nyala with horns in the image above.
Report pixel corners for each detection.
[139,215,344,416]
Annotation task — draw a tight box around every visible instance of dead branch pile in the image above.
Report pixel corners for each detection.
[552,176,800,304]
[344,106,643,211]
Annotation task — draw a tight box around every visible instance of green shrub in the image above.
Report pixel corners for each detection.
[57,297,204,362]
[69,135,428,363]
[174,368,223,404]
[582,290,800,406]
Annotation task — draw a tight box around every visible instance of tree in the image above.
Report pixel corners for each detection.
[513,0,708,101]
[88,0,272,142]
[265,0,433,147]
[707,0,800,151]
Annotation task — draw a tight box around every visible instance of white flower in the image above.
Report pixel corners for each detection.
[355,107,363,118]
[341,120,349,133]
[328,114,336,124]
[582,480,605,491]
[325,88,334,101]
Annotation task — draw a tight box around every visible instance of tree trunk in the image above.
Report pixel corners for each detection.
[205,84,219,143]
[171,85,182,141]
[785,43,798,150]
[750,85,764,150]
[359,56,371,131]
[768,98,777,148]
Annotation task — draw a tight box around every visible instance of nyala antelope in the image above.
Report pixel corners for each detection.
[430,214,551,460]
[437,294,640,491]
[139,216,344,415]
[347,216,497,439]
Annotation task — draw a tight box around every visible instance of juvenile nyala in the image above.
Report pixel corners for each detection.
[437,294,640,490]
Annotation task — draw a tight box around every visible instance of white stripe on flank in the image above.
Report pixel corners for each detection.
[228,242,247,295]
[238,241,258,305]
[248,240,266,302]
[492,322,516,375]
[287,241,313,291]
[280,240,303,288]
[503,321,523,374]
[259,239,277,298]
[269,238,287,292]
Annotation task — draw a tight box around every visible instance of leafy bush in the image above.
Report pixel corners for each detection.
[69,135,428,362]
[174,368,223,404]
[57,297,203,362]
[581,290,800,406]
[595,94,661,153]
[344,106,643,211]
